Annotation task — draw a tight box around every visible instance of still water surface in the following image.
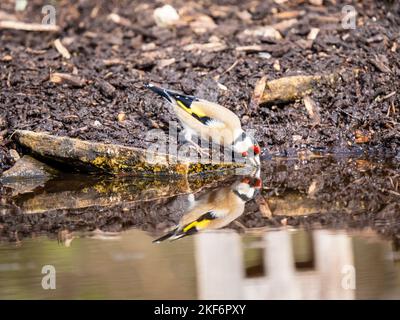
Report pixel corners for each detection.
[1,228,400,299]
[1,157,399,299]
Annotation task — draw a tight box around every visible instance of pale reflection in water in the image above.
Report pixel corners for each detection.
[0,229,399,299]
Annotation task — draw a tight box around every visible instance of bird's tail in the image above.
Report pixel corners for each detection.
[153,227,186,243]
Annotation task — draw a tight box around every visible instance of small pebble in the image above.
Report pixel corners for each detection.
[117,112,126,122]
[93,120,102,127]
[153,5,179,27]
[273,60,281,71]
[241,115,250,125]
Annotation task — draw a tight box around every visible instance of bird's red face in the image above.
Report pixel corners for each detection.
[241,177,262,189]
[241,145,261,157]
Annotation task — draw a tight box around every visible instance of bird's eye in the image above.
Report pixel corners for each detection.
[253,145,261,155]
[242,151,248,157]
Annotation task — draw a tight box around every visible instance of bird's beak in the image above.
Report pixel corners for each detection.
[145,83,173,103]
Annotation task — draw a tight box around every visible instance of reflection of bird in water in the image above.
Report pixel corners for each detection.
[154,176,262,242]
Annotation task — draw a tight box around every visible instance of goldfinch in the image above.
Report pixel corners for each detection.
[153,176,262,242]
[145,83,261,166]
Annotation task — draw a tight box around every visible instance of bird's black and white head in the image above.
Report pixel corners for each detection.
[232,176,262,202]
[233,131,261,167]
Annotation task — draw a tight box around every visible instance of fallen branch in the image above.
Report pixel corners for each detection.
[259,74,337,105]
[0,20,60,32]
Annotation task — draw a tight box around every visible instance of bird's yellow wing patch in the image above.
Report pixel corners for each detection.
[177,100,207,118]
[183,219,211,233]
[176,100,225,128]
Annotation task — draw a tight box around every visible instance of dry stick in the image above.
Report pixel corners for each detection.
[0,20,60,32]
[259,74,337,105]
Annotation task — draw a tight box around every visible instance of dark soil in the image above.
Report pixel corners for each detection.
[1,0,400,174]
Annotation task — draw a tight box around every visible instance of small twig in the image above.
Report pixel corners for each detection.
[222,59,240,75]
[0,20,60,32]
[53,39,71,59]
[382,91,396,101]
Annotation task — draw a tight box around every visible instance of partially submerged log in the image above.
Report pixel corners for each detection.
[13,130,243,176]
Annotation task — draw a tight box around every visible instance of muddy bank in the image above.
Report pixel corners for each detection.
[1,0,400,174]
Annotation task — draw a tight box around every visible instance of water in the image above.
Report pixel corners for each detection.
[0,157,399,299]
[0,229,399,299]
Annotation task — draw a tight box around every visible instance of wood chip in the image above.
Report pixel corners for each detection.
[236,45,269,52]
[309,0,323,5]
[102,58,124,66]
[54,39,71,59]
[307,28,320,41]
[275,10,305,20]
[0,20,60,32]
[240,26,282,40]
[1,55,13,62]
[217,82,228,91]
[370,57,392,74]
[253,76,267,105]
[273,59,281,71]
[355,130,371,144]
[107,13,131,27]
[190,15,217,34]
[95,79,116,98]
[303,95,321,124]
[157,58,175,68]
[272,19,298,32]
[183,42,227,53]
[49,73,86,87]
